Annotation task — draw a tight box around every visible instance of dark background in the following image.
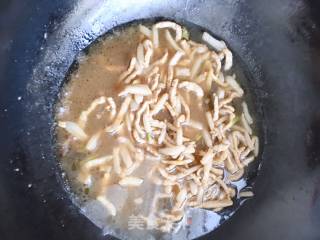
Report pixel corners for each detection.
[1,0,320,239]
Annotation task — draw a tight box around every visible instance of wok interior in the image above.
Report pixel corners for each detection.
[54,19,262,239]
[10,1,320,240]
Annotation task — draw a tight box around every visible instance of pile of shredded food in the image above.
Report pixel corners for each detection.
[58,21,259,232]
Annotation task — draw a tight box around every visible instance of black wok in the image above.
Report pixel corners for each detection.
[0,0,320,239]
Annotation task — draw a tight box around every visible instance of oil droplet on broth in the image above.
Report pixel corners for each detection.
[55,20,259,240]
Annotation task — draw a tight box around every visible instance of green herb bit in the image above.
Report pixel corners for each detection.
[146,133,152,142]
[195,134,203,141]
[230,115,240,126]
[182,27,190,40]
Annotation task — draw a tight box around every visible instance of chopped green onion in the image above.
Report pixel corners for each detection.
[71,162,77,171]
[182,27,190,40]
[195,134,202,141]
[146,133,152,142]
[230,115,240,126]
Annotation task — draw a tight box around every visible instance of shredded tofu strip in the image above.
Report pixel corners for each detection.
[58,121,88,141]
[105,95,132,133]
[154,21,182,41]
[78,96,106,128]
[96,196,116,216]
[119,177,144,187]
[202,32,226,51]
[119,84,152,96]
[85,132,101,151]
[139,24,152,38]
[178,81,204,97]
[82,155,113,170]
